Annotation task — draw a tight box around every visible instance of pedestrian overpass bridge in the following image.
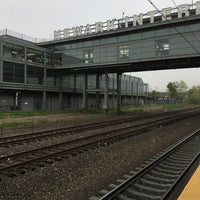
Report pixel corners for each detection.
[40,2,200,74]
[1,2,200,112]
[39,2,200,111]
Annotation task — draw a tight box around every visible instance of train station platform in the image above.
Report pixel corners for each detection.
[178,165,200,200]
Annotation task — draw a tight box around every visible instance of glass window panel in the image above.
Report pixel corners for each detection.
[54,45,64,51]
[142,31,155,38]
[3,61,24,83]
[64,52,72,64]
[83,49,94,63]
[66,52,72,64]
[189,23,200,31]
[46,69,59,86]
[71,51,78,64]
[130,33,142,40]
[107,37,117,44]
[71,43,77,49]
[181,26,191,33]
[93,40,100,46]
[176,26,185,33]
[107,46,117,57]
[3,42,25,61]
[170,27,177,35]
[27,65,44,85]
[118,45,130,59]
[77,42,83,48]
[74,50,83,64]
[100,39,107,45]
[55,50,84,65]
[84,41,93,47]
[27,48,44,64]
[100,47,107,53]
[46,52,53,66]
[118,35,130,42]
[77,50,83,59]
[63,44,71,50]
[55,53,63,65]
[155,39,170,56]
[156,28,170,37]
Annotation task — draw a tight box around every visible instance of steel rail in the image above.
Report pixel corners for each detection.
[99,129,200,200]
[0,108,198,147]
[0,110,199,177]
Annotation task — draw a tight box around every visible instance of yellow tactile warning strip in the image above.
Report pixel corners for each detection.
[178,165,200,200]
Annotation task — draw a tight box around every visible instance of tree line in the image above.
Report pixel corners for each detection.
[167,81,200,104]
[150,81,200,104]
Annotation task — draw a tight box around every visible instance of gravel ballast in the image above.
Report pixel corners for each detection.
[0,115,200,200]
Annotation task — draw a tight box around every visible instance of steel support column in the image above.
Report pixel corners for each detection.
[96,73,100,110]
[82,73,88,109]
[42,91,47,110]
[103,71,109,113]
[59,91,63,110]
[117,72,122,113]
[73,73,77,109]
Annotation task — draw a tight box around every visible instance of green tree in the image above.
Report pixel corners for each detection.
[167,82,178,103]
[176,81,188,100]
[151,90,157,98]
[167,81,188,103]
[186,86,200,104]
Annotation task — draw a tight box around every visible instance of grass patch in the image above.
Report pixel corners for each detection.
[113,104,194,115]
[163,103,190,109]
[0,103,195,120]
[0,119,48,128]
[1,121,32,128]
[0,109,84,119]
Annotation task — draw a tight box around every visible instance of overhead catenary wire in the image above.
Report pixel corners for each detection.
[147,0,200,55]
[171,0,200,45]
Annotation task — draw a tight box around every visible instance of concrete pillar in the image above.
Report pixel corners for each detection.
[42,91,47,110]
[136,82,139,105]
[73,73,77,109]
[117,72,122,113]
[131,81,134,105]
[82,74,88,109]
[96,73,100,110]
[111,75,115,107]
[24,46,28,84]
[59,91,63,110]
[103,71,109,113]
[144,84,148,105]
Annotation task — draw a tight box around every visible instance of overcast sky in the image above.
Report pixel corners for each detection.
[1,0,199,91]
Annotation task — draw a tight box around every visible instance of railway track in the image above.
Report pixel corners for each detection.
[94,129,200,200]
[0,108,198,147]
[0,109,199,180]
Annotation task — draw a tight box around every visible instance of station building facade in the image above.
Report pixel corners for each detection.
[1,2,200,111]
[0,31,148,111]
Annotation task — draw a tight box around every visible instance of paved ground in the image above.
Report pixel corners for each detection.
[178,166,200,200]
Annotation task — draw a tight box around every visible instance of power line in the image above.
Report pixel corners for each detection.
[171,0,200,45]
[147,0,200,55]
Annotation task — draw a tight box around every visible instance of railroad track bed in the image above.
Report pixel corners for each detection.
[0,112,200,199]
[92,128,200,200]
[0,108,196,142]
[0,109,198,178]
[0,109,198,157]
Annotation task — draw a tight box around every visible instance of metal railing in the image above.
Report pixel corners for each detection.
[0,29,52,43]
